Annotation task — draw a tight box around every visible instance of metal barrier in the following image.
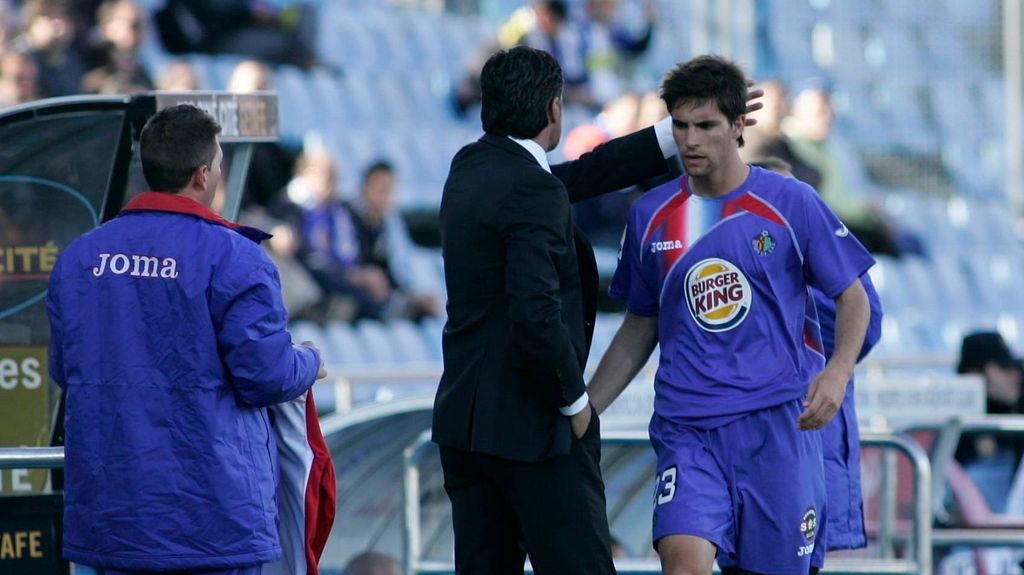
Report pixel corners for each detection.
[909,416,1024,549]
[0,446,64,470]
[403,430,932,575]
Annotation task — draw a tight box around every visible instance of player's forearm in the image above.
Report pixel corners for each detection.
[588,313,658,414]
[828,279,870,378]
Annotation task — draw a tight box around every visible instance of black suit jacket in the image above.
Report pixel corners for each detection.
[432,128,668,461]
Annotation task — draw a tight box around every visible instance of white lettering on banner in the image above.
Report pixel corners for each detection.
[93,253,179,279]
[0,469,33,492]
[0,358,39,391]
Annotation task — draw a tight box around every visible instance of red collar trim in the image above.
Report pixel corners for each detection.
[119,192,271,243]
[120,192,242,228]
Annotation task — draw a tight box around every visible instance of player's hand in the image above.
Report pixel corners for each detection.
[571,402,593,439]
[744,79,764,127]
[301,341,328,380]
[797,366,849,430]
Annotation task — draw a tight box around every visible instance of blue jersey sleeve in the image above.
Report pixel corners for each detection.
[792,182,875,298]
[212,244,320,407]
[860,273,883,359]
[609,202,659,316]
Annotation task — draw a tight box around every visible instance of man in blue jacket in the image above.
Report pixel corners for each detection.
[46,104,326,575]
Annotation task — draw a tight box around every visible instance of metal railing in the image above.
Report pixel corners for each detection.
[908,416,1024,549]
[403,430,932,575]
[0,446,64,470]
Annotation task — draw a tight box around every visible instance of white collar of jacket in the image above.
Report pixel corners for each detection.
[508,136,551,173]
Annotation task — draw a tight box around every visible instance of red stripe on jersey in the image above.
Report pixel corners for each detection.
[642,181,690,246]
[733,194,786,227]
[803,323,824,356]
[303,392,337,574]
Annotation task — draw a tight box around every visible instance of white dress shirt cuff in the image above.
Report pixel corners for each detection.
[654,116,677,159]
[560,392,590,416]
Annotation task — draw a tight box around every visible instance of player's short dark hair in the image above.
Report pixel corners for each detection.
[140,104,221,193]
[362,159,394,183]
[480,46,563,139]
[660,55,748,147]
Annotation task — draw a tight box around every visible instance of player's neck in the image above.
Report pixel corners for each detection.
[688,154,749,199]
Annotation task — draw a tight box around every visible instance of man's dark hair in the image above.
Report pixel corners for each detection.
[480,46,563,139]
[362,159,394,184]
[660,55,747,147]
[139,104,221,193]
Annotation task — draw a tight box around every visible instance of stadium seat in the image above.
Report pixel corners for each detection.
[355,320,402,365]
[388,319,434,364]
[325,321,370,367]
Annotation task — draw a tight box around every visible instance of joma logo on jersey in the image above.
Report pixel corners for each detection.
[650,240,683,254]
[684,258,751,332]
[92,253,179,278]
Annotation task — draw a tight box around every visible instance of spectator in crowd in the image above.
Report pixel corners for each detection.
[154,0,317,68]
[228,58,300,209]
[578,0,656,105]
[0,50,40,106]
[14,0,85,98]
[155,60,200,91]
[343,551,401,575]
[955,331,1024,510]
[349,160,441,319]
[0,1,12,57]
[563,92,675,247]
[289,150,393,321]
[740,80,822,188]
[499,1,593,106]
[82,0,153,94]
[782,85,903,256]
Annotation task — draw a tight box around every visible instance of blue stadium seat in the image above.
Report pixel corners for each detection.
[325,321,370,367]
[419,317,445,362]
[355,320,401,365]
[388,319,434,364]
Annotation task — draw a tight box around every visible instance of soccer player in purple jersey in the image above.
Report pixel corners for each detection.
[754,157,885,558]
[587,56,874,575]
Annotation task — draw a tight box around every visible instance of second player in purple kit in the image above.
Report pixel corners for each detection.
[588,55,874,574]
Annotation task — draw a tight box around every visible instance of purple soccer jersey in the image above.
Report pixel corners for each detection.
[611,167,875,428]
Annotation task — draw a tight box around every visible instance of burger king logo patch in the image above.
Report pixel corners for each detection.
[685,258,751,332]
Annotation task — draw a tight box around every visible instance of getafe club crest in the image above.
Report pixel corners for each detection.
[684,258,752,332]
[753,229,775,256]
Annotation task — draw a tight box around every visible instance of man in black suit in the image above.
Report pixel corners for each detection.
[432,46,681,574]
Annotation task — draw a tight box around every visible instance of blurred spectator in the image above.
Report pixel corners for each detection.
[0,51,40,106]
[154,0,317,68]
[563,91,674,246]
[783,86,902,256]
[740,80,822,188]
[82,0,153,94]
[228,58,271,92]
[14,0,85,97]
[240,207,323,319]
[349,161,441,320]
[228,59,300,209]
[344,551,401,575]
[578,0,656,105]
[290,150,393,321]
[499,2,592,106]
[155,60,199,91]
[955,331,1024,511]
[0,1,12,57]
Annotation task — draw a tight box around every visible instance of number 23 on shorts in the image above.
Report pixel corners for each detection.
[654,465,677,506]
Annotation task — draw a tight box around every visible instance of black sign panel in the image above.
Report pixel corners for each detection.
[0,495,67,575]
